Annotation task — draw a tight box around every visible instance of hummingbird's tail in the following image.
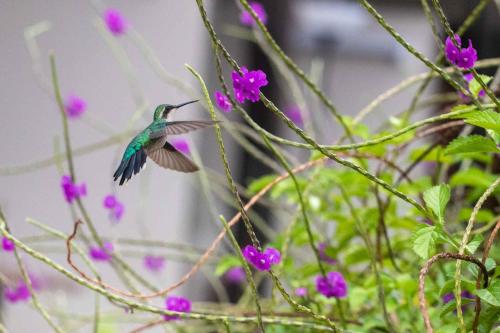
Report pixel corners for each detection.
[113,149,147,185]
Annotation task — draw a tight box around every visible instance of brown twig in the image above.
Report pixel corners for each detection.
[472,219,500,332]
[418,252,489,333]
[64,151,412,300]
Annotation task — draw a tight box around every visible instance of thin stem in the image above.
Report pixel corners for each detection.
[0,212,66,333]
[338,187,396,332]
[261,136,326,277]
[0,220,337,331]
[454,177,500,332]
[219,216,265,332]
[185,63,261,249]
[237,0,354,142]
[418,253,488,333]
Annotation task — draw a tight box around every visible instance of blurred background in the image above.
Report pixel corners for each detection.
[0,0,498,332]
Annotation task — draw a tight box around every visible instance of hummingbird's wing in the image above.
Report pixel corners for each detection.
[164,120,219,135]
[114,130,150,186]
[146,142,198,173]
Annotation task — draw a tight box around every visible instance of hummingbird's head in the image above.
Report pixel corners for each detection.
[153,100,199,120]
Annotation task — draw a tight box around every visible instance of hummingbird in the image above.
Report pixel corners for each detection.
[113,100,216,185]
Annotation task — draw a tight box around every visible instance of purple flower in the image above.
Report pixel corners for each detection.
[2,237,15,252]
[214,91,232,113]
[172,139,190,154]
[318,243,337,265]
[89,242,114,262]
[315,271,347,298]
[457,40,477,69]
[242,245,281,271]
[103,194,117,208]
[445,35,461,64]
[240,2,267,26]
[103,194,125,223]
[64,95,87,119]
[232,67,268,104]
[4,281,31,303]
[444,35,477,69]
[285,106,304,128]
[61,175,87,204]
[264,247,281,265]
[164,296,192,321]
[224,266,246,284]
[144,255,165,273]
[295,287,308,297]
[103,8,127,36]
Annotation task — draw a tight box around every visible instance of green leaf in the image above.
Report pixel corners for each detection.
[476,280,500,307]
[468,74,492,98]
[411,226,436,259]
[487,129,500,145]
[466,234,484,254]
[462,109,500,131]
[214,255,241,276]
[450,168,497,189]
[444,135,499,155]
[423,184,450,223]
[477,289,500,307]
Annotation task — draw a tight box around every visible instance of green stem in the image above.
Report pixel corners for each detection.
[454,177,500,333]
[237,0,353,141]
[357,0,479,107]
[0,212,66,333]
[261,136,326,277]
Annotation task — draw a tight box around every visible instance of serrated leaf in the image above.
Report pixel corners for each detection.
[476,279,500,307]
[444,135,499,155]
[412,226,436,259]
[463,109,500,131]
[476,289,500,307]
[466,234,484,254]
[423,184,450,224]
[468,74,492,98]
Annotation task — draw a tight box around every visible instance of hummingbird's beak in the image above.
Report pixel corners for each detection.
[174,100,198,109]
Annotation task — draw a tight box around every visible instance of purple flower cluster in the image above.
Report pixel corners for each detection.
[89,242,114,262]
[2,236,15,252]
[232,67,268,104]
[164,296,192,321]
[318,242,337,265]
[242,245,281,271]
[445,35,477,69]
[103,8,127,36]
[224,266,246,284]
[214,91,232,113]
[315,271,347,298]
[240,2,268,27]
[61,175,87,204]
[143,255,165,273]
[4,281,31,303]
[65,95,87,119]
[103,194,125,223]
[172,139,190,154]
[284,106,304,128]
